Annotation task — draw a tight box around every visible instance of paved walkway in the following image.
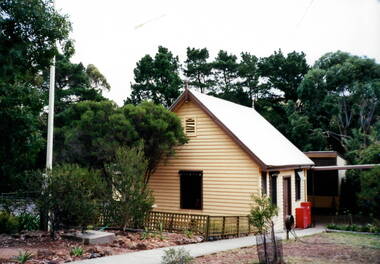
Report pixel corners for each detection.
[72,226,326,264]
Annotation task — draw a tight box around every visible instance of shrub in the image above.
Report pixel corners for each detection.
[105,144,154,229]
[161,248,194,264]
[249,195,278,235]
[326,223,380,233]
[358,166,380,219]
[40,164,107,232]
[326,223,338,230]
[18,213,40,231]
[0,211,19,234]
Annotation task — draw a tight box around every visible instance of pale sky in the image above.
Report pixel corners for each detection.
[56,0,380,105]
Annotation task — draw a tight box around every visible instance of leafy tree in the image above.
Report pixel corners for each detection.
[212,50,239,93]
[121,102,188,183]
[238,52,260,106]
[259,50,309,101]
[129,46,182,107]
[184,47,213,93]
[0,0,71,78]
[42,53,109,117]
[56,101,187,182]
[0,0,71,192]
[211,50,251,106]
[285,102,327,151]
[299,51,380,152]
[106,145,154,229]
[358,166,380,219]
[55,100,136,171]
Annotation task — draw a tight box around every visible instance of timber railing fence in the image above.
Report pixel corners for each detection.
[144,211,255,240]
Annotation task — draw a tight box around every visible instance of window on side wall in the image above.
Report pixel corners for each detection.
[179,170,202,210]
[269,172,278,205]
[295,170,301,201]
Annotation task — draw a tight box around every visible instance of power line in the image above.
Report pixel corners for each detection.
[296,0,315,28]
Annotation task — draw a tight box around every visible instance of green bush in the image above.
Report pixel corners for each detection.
[40,164,107,232]
[0,211,19,234]
[105,145,154,230]
[161,248,194,264]
[18,213,40,231]
[326,223,380,233]
[249,195,278,235]
[358,166,380,219]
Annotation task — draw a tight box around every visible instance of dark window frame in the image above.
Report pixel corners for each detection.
[269,172,278,205]
[261,172,267,196]
[179,170,203,210]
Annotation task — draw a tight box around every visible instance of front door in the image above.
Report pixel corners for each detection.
[283,177,292,220]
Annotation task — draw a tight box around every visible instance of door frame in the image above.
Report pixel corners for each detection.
[283,176,292,220]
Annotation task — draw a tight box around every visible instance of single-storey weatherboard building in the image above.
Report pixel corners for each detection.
[148,89,315,231]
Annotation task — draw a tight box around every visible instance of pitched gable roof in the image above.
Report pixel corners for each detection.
[171,89,314,171]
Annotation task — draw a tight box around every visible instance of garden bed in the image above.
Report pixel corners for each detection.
[0,230,203,263]
[195,232,380,264]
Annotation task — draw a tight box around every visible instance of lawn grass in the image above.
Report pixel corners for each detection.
[195,232,380,264]
[325,231,380,249]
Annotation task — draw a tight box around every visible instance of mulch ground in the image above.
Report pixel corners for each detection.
[195,232,380,264]
[0,230,202,263]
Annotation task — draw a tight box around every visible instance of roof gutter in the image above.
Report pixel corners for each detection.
[266,164,314,172]
[312,164,379,171]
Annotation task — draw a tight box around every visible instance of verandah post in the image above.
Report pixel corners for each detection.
[205,215,210,241]
[222,216,226,237]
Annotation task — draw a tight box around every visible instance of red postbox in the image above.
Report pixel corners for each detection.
[300,202,312,227]
[295,207,308,228]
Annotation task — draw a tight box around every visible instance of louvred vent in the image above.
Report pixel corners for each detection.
[185,117,196,136]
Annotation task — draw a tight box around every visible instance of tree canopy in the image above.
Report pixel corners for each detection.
[128,46,182,107]
[0,0,111,192]
[55,100,187,183]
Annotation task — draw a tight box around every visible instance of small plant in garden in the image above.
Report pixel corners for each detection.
[161,248,194,264]
[157,222,166,241]
[16,251,33,264]
[184,229,194,239]
[70,246,84,257]
[249,195,278,235]
[141,227,152,240]
[249,195,279,264]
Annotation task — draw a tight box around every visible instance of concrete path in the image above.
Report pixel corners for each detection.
[72,226,326,264]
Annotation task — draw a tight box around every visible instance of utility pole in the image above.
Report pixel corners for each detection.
[44,0,56,232]
[46,55,55,170]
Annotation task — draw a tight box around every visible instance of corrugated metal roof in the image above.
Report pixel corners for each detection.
[188,90,315,168]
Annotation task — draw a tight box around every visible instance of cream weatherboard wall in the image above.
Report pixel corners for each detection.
[262,169,307,230]
[148,100,261,216]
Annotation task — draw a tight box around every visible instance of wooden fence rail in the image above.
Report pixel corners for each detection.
[144,211,255,240]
